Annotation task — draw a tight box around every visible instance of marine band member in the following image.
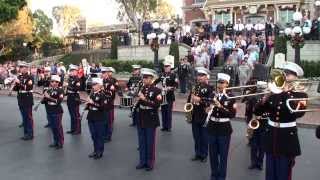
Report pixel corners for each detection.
[135,68,162,171]
[153,59,178,132]
[205,73,236,180]
[189,67,213,163]
[42,75,64,149]
[12,61,34,141]
[254,62,307,180]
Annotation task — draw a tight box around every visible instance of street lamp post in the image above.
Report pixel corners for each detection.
[284,11,310,65]
[148,33,160,73]
[138,18,141,46]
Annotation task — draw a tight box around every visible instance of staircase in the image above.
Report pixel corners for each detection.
[209,66,223,87]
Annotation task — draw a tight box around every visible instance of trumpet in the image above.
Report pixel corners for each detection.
[286,97,320,113]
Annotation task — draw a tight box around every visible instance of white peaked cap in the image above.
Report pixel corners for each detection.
[18,61,29,67]
[195,67,210,79]
[141,68,157,77]
[132,64,141,69]
[217,73,231,83]
[51,75,61,82]
[100,66,109,72]
[91,78,103,85]
[281,62,304,77]
[105,67,116,73]
[69,64,79,70]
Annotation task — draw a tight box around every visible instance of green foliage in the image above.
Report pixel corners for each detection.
[0,0,26,24]
[169,42,179,67]
[110,35,118,59]
[102,60,154,73]
[0,37,32,61]
[33,9,53,39]
[274,35,287,55]
[41,36,64,57]
[301,61,320,78]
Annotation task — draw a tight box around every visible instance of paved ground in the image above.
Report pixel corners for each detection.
[0,96,319,180]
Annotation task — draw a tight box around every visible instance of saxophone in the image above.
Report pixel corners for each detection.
[184,83,200,123]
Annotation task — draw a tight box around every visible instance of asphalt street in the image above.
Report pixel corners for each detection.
[0,96,319,180]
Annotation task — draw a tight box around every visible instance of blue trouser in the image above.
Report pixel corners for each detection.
[208,135,231,180]
[105,108,114,140]
[138,127,156,168]
[19,106,34,137]
[250,131,264,167]
[67,100,80,133]
[103,110,110,140]
[161,102,173,130]
[192,122,208,158]
[47,113,64,146]
[131,107,138,125]
[266,153,295,180]
[88,121,105,154]
[179,78,187,93]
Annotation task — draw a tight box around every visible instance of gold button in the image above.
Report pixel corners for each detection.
[276,117,279,121]
[276,112,280,115]
[277,106,281,110]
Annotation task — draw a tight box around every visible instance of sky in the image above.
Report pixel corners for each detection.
[28,0,183,35]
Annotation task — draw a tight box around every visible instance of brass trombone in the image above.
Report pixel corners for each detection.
[286,97,320,113]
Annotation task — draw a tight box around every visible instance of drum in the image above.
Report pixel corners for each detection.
[120,95,134,108]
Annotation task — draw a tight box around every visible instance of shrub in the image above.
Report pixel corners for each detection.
[169,42,179,67]
[301,60,320,77]
[274,35,287,55]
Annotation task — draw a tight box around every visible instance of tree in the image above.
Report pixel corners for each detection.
[110,34,118,59]
[33,9,53,39]
[169,42,179,68]
[150,0,174,20]
[0,0,27,24]
[52,5,81,38]
[115,0,157,30]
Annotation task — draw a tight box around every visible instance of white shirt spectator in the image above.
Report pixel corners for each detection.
[234,23,244,32]
[196,52,210,68]
[245,23,254,31]
[254,23,265,31]
[214,39,223,56]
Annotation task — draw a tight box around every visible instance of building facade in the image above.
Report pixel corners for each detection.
[183,0,319,25]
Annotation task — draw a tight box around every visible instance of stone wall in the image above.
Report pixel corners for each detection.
[118,44,190,61]
[287,41,320,62]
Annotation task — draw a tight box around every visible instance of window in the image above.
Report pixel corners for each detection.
[194,0,206,4]
[215,12,231,24]
[279,9,294,24]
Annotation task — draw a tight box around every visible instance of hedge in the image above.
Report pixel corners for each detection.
[101,60,155,73]
[301,60,320,78]
[274,35,287,55]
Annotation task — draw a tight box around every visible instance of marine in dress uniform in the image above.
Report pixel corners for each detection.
[42,75,64,149]
[102,67,122,142]
[12,62,34,141]
[86,78,110,159]
[153,60,178,132]
[135,68,162,171]
[205,73,236,180]
[37,66,52,128]
[189,67,213,162]
[254,62,307,180]
[126,65,143,127]
[66,64,82,135]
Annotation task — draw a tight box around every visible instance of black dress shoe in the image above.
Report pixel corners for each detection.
[49,144,57,148]
[21,136,33,141]
[191,156,201,161]
[248,165,256,170]
[160,128,166,131]
[88,152,96,158]
[18,124,23,128]
[256,165,263,170]
[93,153,103,159]
[166,129,171,132]
[71,131,81,135]
[44,124,50,128]
[145,166,153,171]
[135,164,145,170]
[200,157,207,163]
[66,130,74,134]
[55,145,63,150]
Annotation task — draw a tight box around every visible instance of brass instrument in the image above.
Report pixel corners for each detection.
[184,83,200,123]
[286,97,320,113]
